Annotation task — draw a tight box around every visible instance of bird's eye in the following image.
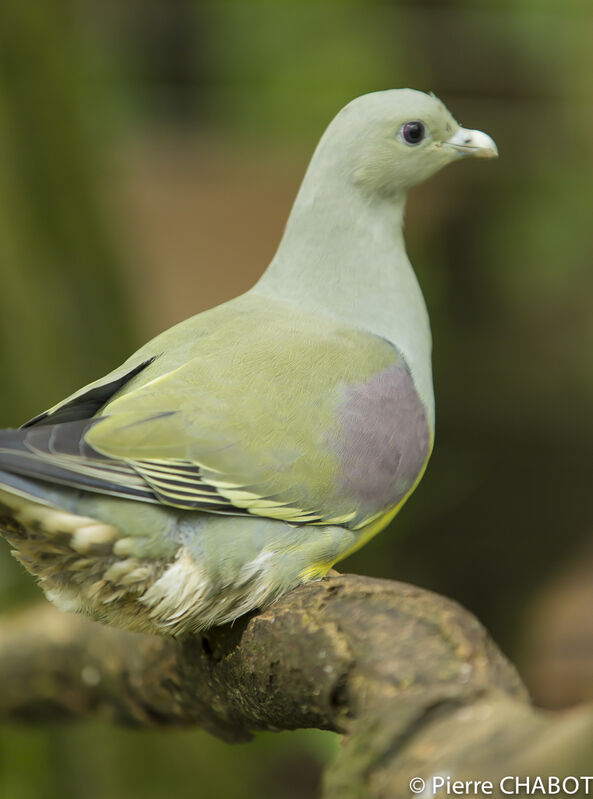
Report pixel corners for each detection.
[401,121,426,145]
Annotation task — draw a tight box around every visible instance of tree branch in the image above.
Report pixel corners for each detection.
[1,575,592,798]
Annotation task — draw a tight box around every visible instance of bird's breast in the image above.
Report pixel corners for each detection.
[332,362,432,521]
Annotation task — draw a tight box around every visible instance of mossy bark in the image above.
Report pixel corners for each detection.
[0,575,591,798]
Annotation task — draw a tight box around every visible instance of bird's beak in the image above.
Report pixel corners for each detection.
[443,127,498,159]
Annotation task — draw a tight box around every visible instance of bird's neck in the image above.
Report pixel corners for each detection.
[252,169,434,425]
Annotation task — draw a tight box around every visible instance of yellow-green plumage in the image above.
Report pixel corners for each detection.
[86,296,408,526]
[0,89,496,634]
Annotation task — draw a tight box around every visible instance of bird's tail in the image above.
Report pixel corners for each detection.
[0,468,55,507]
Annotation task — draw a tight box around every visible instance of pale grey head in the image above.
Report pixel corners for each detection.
[311,88,498,200]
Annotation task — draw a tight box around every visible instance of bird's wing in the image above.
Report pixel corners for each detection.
[20,293,248,429]
[6,298,431,530]
[21,359,155,428]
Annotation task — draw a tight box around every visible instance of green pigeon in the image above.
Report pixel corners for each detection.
[0,89,497,635]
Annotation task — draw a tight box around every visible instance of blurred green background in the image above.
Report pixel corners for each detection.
[1,0,592,796]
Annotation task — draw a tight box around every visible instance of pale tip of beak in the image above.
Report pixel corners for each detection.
[445,127,498,159]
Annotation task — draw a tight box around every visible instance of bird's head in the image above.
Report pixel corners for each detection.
[316,88,497,200]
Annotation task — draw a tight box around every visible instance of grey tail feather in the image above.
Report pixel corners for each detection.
[0,469,54,505]
[0,421,158,503]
